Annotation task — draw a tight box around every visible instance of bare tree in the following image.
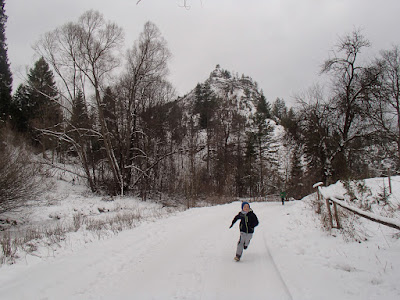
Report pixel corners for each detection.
[321,30,370,142]
[380,46,400,168]
[35,10,125,193]
[321,29,380,179]
[365,46,400,169]
[107,21,173,195]
[295,85,334,184]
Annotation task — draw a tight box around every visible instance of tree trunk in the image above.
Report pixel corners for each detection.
[95,86,122,194]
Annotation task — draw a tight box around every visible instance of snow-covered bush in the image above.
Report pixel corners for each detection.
[73,213,84,232]
[0,130,46,214]
[0,232,18,264]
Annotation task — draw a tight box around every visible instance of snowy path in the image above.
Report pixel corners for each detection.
[0,202,293,299]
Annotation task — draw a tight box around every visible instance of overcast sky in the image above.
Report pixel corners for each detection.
[6,0,400,106]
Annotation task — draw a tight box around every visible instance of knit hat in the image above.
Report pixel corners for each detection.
[241,201,250,209]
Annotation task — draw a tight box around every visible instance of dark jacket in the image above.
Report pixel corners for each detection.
[230,210,259,233]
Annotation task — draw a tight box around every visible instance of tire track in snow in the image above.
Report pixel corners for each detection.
[262,232,293,300]
[256,203,294,300]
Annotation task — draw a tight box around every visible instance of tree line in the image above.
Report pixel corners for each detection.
[0,5,399,207]
[292,30,400,190]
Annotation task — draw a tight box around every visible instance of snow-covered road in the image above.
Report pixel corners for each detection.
[0,202,293,299]
[1,199,399,299]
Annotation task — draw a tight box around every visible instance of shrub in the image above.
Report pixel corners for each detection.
[0,232,18,264]
[0,128,45,213]
[73,213,84,232]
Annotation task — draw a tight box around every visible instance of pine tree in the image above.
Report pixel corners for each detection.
[70,91,90,132]
[11,84,31,132]
[272,98,287,123]
[67,90,98,191]
[68,90,93,158]
[256,94,271,119]
[12,57,61,146]
[281,108,298,137]
[27,57,61,130]
[103,87,117,136]
[252,93,273,195]
[0,0,12,122]
[244,133,257,196]
[194,82,218,129]
[289,144,304,199]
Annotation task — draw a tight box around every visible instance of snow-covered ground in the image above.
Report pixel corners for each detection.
[0,176,399,299]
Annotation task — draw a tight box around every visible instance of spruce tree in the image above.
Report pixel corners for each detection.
[244,133,257,196]
[70,91,90,132]
[256,94,271,119]
[272,98,287,123]
[27,57,61,130]
[281,108,298,137]
[12,57,61,141]
[103,87,117,134]
[68,90,94,158]
[253,93,273,196]
[289,145,304,199]
[11,84,30,132]
[0,0,12,122]
[194,82,218,129]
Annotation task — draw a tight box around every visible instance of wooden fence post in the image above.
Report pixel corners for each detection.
[332,202,341,229]
[313,182,333,229]
[325,197,334,229]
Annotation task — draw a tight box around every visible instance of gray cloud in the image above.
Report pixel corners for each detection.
[6,0,400,106]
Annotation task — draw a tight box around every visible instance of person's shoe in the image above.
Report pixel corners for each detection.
[234,255,241,261]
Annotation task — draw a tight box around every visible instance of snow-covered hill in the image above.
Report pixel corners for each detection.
[0,175,399,299]
[169,65,288,197]
[178,65,264,125]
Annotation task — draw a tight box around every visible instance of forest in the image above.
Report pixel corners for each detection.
[1,7,400,211]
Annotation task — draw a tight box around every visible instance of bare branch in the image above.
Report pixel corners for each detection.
[35,160,88,180]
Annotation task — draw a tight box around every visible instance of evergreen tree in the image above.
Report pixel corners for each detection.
[103,87,117,133]
[67,90,98,191]
[194,82,218,129]
[253,94,273,146]
[281,108,298,137]
[70,91,90,132]
[272,98,287,122]
[0,0,12,122]
[12,57,61,146]
[244,133,258,196]
[252,93,274,196]
[289,144,304,199]
[27,57,61,130]
[68,91,93,155]
[11,84,30,132]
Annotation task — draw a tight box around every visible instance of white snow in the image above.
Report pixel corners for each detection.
[0,176,400,299]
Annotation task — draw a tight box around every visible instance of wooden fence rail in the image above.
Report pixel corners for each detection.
[314,182,400,231]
